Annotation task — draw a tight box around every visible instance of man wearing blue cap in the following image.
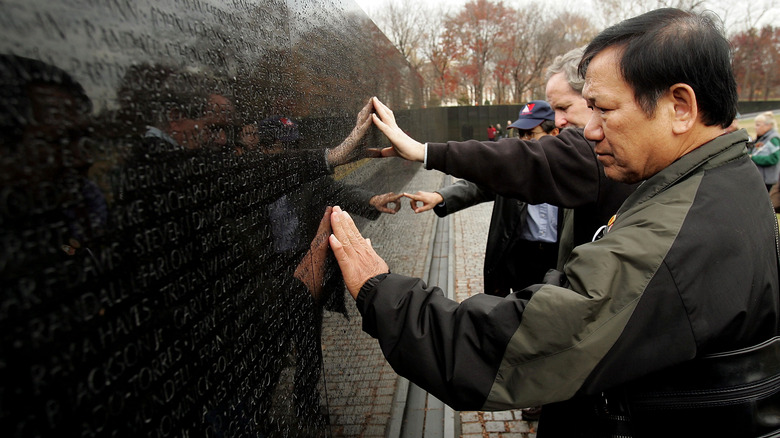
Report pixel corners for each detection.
[507,100,559,141]
[404,100,560,297]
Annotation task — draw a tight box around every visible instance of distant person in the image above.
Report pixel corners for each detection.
[487,124,496,141]
[750,111,780,190]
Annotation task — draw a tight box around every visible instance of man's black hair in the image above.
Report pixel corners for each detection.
[578,8,737,128]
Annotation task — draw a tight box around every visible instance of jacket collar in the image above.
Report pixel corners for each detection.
[616,130,750,215]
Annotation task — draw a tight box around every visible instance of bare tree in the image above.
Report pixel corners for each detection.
[445,0,514,105]
[496,7,596,103]
[373,0,429,71]
[421,9,462,106]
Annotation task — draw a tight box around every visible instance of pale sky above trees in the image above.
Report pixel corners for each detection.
[354,0,779,33]
[353,0,779,106]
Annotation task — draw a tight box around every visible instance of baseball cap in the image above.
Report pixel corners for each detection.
[508,100,555,130]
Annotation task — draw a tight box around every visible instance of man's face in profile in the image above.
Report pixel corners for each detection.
[582,47,677,184]
[545,72,592,129]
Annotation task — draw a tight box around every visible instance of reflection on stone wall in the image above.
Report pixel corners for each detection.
[0,0,423,436]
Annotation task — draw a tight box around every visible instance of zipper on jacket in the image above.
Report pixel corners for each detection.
[630,372,780,410]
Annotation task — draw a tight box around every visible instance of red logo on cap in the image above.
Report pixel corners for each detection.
[521,103,535,115]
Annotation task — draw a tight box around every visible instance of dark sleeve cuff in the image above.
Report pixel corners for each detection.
[432,193,447,217]
[425,142,447,171]
[356,272,390,316]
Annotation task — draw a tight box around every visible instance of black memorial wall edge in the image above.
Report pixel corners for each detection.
[0,0,425,436]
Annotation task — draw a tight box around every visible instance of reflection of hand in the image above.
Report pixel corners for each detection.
[403,191,443,213]
[294,206,333,300]
[328,206,389,299]
[370,97,425,162]
[369,192,403,214]
[327,99,374,167]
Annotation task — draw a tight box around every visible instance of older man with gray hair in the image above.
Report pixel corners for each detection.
[544,47,593,130]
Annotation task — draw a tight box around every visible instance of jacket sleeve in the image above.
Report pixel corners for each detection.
[751,146,780,166]
[356,273,529,411]
[426,128,601,207]
[433,180,496,217]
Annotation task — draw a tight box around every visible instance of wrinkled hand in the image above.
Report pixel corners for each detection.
[294,206,332,300]
[403,191,443,213]
[328,99,376,166]
[369,192,403,214]
[329,206,389,299]
[370,97,426,162]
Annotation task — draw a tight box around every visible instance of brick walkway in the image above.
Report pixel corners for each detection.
[449,190,539,438]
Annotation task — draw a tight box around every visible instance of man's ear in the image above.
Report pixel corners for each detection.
[669,83,697,135]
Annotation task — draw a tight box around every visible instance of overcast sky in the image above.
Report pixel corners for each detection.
[352,0,780,34]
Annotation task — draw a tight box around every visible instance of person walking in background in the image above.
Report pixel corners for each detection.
[751,111,780,191]
[487,124,497,140]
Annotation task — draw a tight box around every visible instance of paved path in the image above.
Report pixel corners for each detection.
[449,191,538,438]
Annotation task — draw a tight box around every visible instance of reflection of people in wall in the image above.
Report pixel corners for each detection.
[236,122,259,155]
[249,109,402,427]
[111,64,395,434]
[0,54,108,269]
[0,54,110,435]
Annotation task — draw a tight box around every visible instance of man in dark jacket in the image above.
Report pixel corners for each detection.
[330,8,780,437]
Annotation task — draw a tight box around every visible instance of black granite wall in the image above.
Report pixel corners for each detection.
[0,0,425,436]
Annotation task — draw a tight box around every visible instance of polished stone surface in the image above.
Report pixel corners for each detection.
[0,0,425,436]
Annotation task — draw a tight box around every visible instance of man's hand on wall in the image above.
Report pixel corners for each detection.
[328,206,389,299]
[370,97,425,162]
[403,191,443,213]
